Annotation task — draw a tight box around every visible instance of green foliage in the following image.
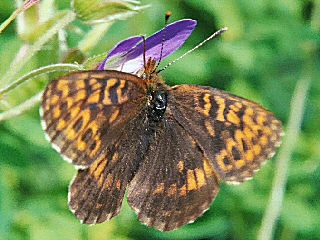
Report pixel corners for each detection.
[72,0,149,23]
[0,0,319,239]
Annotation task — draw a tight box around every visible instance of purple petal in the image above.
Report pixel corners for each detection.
[97,36,143,70]
[102,19,197,73]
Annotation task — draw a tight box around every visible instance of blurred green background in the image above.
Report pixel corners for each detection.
[0,0,319,239]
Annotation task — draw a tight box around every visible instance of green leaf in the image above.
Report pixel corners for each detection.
[19,11,70,43]
[72,0,149,23]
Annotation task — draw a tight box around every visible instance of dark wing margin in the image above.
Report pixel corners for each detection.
[40,70,146,168]
[127,118,220,231]
[169,85,283,184]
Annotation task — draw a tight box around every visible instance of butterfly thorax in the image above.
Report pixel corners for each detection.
[141,58,169,123]
[146,77,168,123]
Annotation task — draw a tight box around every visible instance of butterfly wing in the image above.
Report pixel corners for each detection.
[41,70,154,223]
[41,70,147,168]
[127,117,220,231]
[68,109,152,224]
[169,85,283,184]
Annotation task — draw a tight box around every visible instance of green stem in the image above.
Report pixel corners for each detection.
[258,1,319,238]
[0,63,82,97]
[0,0,40,34]
[0,91,42,121]
[0,8,22,34]
[0,10,76,85]
[257,71,312,240]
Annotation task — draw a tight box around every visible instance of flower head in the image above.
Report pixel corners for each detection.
[98,19,197,74]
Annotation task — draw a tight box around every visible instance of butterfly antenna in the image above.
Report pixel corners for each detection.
[157,27,228,73]
[152,11,171,73]
[142,35,147,70]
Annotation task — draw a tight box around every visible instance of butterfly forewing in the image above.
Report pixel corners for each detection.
[169,85,283,183]
[41,70,147,168]
[128,117,220,231]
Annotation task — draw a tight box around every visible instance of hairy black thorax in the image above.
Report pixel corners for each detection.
[147,86,168,122]
[142,58,169,123]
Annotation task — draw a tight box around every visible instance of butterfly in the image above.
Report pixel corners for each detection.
[40,24,283,231]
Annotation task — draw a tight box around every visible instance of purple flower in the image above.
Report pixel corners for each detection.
[98,19,197,73]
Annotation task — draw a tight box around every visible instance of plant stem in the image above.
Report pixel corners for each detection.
[0,8,23,34]
[0,63,82,97]
[0,0,40,34]
[0,91,42,121]
[0,10,76,85]
[258,1,319,238]
[257,71,312,240]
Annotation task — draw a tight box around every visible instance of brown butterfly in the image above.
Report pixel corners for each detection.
[42,55,282,231]
[40,25,283,231]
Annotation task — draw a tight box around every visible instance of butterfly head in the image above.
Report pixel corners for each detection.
[142,57,158,81]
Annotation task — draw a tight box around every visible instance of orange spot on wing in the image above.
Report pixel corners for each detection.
[116,180,121,190]
[167,184,177,196]
[74,89,86,102]
[205,120,215,137]
[154,183,164,194]
[256,114,266,125]
[260,136,268,146]
[52,107,61,119]
[66,129,77,140]
[187,170,197,191]
[253,145,261,155]
[227,110,241,125]
[245,150,254,161]
[56,119,66,131]
[50,95,60,105]
[235,159,245,168]
[179,185,187,197]
[77,140,86,151]
[214,96,225,122]
[111,152,119,162]
[235,102,243,109]
[177,161,184,173]
[216,149,232,171]
[87,91,100,104]
[104,174,113,189]
[203,158,215,177]
[194,168,206,188]
[230,104,240,112]
[203,93,211,116]
[89,156,107,186]
[116,80,129,103]
[56,80,70,97]
[109,109,120,123]
[89,139,101,157]
[103,79,118,105]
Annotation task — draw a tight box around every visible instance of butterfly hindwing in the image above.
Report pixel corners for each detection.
[169,85,283,183]
[127,117,220,231]
[69,109,152,224]
[41,70,147,168]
